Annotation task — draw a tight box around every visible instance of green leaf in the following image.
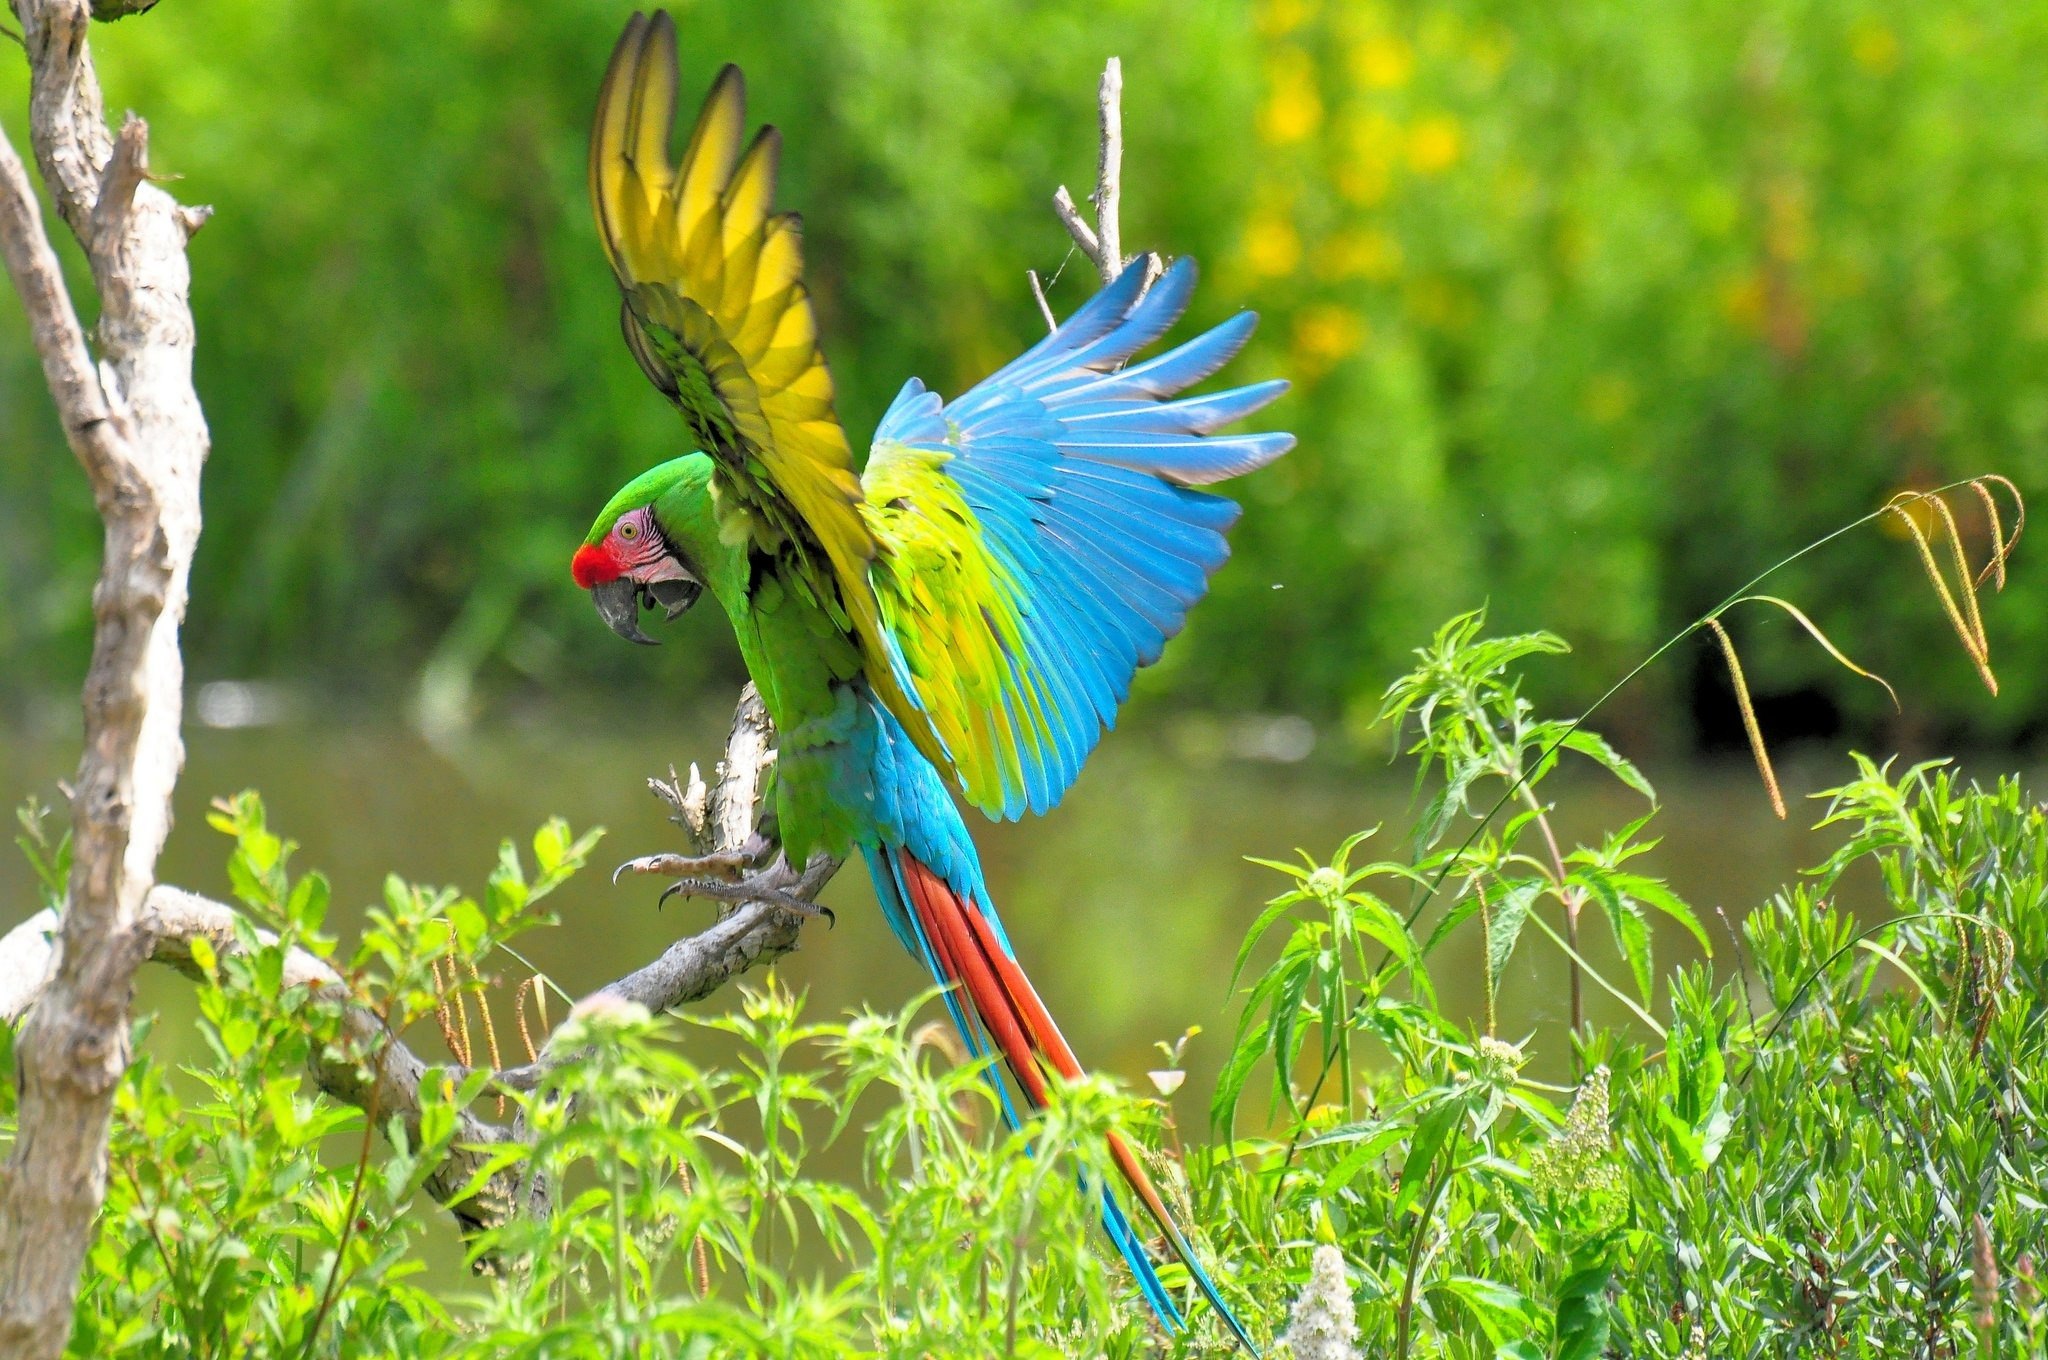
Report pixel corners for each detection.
[533,818,569,875]
[1586,877,1653,1002]
[1394,1097,1462,1218]
[1350,896,1421,973]
[1423,894,1485,958]
[1557,728,1656,803]
[1486,881,1542,982]
[1315,1124,1408,1195]
[1229,892,1305,992]
[1612,871,1712,955]
[1434,1275,1543,1347]
[447,896,488,957]
[286,871,330,935]
[1552,1252,1617,1360]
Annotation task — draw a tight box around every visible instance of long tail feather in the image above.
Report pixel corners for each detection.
[894,850,1260,1354]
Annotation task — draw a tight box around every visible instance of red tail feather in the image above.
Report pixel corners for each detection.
[895,850,1186,1248]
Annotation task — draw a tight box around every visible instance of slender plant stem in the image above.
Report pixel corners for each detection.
[611,1141,630,1354]
[1394,1126,1462,1360]
[1527,914,1666,1036]
[297,999,395,1360]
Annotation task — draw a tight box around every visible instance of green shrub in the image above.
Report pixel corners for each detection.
[6,614,2047,1356]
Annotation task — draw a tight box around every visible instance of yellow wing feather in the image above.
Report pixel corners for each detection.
[590,12,953,775]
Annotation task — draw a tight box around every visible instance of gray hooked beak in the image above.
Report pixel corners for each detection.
[590,577,657,646]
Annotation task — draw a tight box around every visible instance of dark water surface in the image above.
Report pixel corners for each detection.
[2,702,1898,1085]
[1,702,1949,1280]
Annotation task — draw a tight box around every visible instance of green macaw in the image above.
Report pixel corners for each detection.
[571,13,1292,1349]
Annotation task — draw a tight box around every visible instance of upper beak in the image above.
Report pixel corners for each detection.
[590,577,657,646]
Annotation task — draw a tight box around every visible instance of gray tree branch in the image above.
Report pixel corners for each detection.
[1042,57,1161,314]
[0,0,210,1352]
[0,685,829,1248]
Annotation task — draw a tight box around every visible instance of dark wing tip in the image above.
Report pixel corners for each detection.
[707,61,746,108]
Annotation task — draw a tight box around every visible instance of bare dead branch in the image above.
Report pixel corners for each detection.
[1027,268,1058,333]
[1047,57,1162,308]
[0,120,127,488]
[500,685,837,1091]
[0,686,835,1248]
[1093,57,1123,283]
[1050,184,1101,263]
[0,2,211,1349]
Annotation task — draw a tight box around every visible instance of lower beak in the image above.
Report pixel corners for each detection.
[590,577,657,646]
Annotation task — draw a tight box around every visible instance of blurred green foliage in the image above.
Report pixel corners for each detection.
[3,0,2045,742]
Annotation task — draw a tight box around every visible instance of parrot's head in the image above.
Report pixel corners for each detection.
[571,454,720,646]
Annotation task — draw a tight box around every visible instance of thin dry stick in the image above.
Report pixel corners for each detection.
[1050,184,1101,264]
[1093,57,1123,282]
[1705,617,1786,820]
[1027,268,1058,332]
[1051,56,1156,293]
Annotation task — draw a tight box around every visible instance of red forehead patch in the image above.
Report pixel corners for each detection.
[570,542,620,589]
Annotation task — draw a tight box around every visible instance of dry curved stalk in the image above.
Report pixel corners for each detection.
[1704,617,1786,820]
[1727,594,1900,711]
[1886,490,1999,695]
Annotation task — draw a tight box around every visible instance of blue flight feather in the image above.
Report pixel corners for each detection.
[866,254,1292,819]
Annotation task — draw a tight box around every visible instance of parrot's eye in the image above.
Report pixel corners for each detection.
[618,521,639,542]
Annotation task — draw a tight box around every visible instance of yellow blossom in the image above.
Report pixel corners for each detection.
[1245,211,1303,277]
[1319,228,1403,281]
[1257,0,1314,39]
[1850,18,1901,75]
[1261,47,1324,144]
[1350,34,1413,89]
[1408,115,1463,174]
[1583,373,1636,425]
[1291,304,1366,377]
[1720,271,1769,335]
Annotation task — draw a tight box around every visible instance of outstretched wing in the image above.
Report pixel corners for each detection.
[864,257,1294,820]
[591,13,884,640]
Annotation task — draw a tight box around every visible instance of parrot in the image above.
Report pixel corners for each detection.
[571,12,1292,1349]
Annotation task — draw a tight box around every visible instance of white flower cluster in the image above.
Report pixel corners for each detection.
[1283,1243,1360,1360]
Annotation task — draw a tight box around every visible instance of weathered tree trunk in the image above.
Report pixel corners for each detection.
[0,1,210,1352]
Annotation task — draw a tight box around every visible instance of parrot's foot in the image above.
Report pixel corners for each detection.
[612,848,838,926]
[611,848,747,885]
